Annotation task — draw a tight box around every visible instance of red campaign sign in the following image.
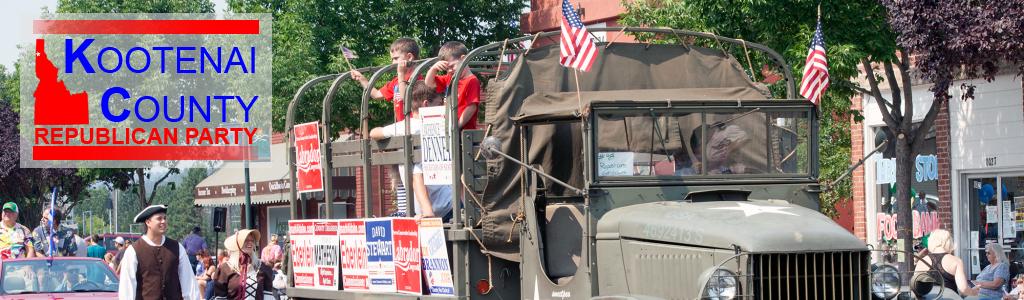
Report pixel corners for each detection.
[339,220,369,291]
[392,218,422,295]
[294,121,324,193]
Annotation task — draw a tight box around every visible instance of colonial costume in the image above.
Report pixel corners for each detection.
[117,205,200,300]
[213,229,276,300]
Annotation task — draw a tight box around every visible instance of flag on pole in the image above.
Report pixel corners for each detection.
[799,19,830,106]
[341,46,358,59]
[559,0,598,72]
[48,187,56,257]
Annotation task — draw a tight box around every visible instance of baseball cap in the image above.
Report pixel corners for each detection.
[2,202,18,213]
[114,237,125,245]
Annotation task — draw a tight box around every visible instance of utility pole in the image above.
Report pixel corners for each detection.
[113,189,119,233]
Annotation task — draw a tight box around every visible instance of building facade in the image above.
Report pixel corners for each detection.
[851,67,1024,275]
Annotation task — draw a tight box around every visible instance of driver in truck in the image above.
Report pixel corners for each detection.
[369,82,454,221]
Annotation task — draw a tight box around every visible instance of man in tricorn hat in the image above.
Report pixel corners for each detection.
[117,204,200,300]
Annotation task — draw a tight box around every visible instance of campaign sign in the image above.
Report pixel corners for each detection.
[288,220,340,290]
[289,220,316,289]
[419,106,452,185]
[294,121,324,193]
[339,220,369,291]
[418,218,455,296]
[392,218,422,295]
[365,219,396,293]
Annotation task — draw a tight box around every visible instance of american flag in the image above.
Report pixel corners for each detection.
[559,0,598,72]
[799,20,829,106]
[341,46,358,59]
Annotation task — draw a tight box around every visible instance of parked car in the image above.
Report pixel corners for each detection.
[0,257,118,299]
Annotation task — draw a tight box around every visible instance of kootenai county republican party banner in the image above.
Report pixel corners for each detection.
[20,14,272,168]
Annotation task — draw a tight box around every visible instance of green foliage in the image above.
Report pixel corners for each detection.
[228,0,525,137]
[160,168,208,241]
[621,0,899,216]
[56,0,214,13]
[0,64,19,110]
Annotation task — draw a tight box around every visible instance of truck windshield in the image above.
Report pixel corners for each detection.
[594,107,811,178]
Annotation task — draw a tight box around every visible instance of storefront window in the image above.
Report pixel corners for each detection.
[266,206,290,243]
[318,203,346,219]
[228,205,241,233]
[874,124,939,264]
[964,175,1024,275]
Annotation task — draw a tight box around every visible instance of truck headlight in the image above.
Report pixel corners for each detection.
[702,269,739,300]
[871,264,900,299]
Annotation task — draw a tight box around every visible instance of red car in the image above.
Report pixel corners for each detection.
[0,257,118,299]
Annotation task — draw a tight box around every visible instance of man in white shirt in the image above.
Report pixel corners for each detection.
[370,82,454,221]
[117,204,200,300]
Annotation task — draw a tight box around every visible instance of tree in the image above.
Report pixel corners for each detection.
[620,0,898,217]
[55,0,215,209]
[228,0,526,136]
[161,168,209,241]
[859,0,1024,275]
[0,100,90,229]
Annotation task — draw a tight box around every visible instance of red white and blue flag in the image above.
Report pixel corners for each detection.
[341,46,358,59]
[559,0,598,72]
[799,20,829,106]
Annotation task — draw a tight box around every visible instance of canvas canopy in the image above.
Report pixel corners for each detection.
[512,87,768,123]
[478,43,772,261]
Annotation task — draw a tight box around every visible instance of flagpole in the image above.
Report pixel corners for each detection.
[341,53,356,71]
[573,70,583,116]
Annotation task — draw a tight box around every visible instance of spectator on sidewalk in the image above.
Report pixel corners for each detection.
[260,234,282,265]
[182,226,207,272]
[86,234,106,259]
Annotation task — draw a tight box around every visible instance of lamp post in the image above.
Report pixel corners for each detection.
[83,211,93,236]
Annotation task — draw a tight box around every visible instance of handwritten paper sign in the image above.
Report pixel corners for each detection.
[597,152,634,176]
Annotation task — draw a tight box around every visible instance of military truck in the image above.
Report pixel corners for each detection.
[282,27,929,300]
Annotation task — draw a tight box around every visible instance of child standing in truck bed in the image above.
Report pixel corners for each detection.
[425,41,481,130]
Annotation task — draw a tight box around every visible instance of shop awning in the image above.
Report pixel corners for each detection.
[194,142,291,207]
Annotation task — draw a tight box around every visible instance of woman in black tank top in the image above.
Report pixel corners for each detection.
[927,252,959,290]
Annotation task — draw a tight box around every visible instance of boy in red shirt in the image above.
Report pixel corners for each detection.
[351,37,421,122]
[425,41,480,130]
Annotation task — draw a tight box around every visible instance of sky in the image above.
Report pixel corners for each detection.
[0,0,229,70]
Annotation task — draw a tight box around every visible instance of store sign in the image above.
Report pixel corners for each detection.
[915,155,938,182]
[339,220,369,291]
[294,121,324,193]
[194,179,290,199]
[876,158,896,185]
[418,218,455,296]
[419,106,452,185]
[288,220,340,290]
[877,210,940,241]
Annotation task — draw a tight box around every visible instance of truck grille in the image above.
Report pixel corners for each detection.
[748,251,870,300]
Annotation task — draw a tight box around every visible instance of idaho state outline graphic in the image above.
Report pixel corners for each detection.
[33,39,89,125]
